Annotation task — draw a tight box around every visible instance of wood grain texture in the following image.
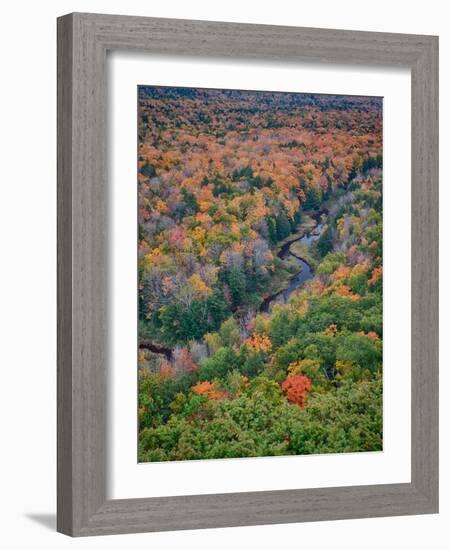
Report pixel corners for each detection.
[410,35,439,506]
[57,13,74,535]
[57,12,439,536]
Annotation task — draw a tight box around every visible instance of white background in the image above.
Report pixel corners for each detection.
[109,55,411,498]
[0,1,447,549]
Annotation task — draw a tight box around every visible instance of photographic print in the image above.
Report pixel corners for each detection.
[137,86,383,462]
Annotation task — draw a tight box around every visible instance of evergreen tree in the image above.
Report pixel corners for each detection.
[140,161,157,178]
[304,186,322,210]
[316,225,334,257]
[276,211,291,241]
[267,217,277,244]
[181,187,199,213]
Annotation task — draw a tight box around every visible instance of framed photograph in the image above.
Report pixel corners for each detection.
[57,13,438,536]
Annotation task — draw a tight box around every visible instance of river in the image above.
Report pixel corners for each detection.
[140,189,357,358]
[140,220,325,358]
[260,222,324,313]
[258,189,357,313]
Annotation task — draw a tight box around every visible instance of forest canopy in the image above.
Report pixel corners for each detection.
[137,87,383,462]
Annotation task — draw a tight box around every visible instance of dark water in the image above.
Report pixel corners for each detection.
[260,223,323,313]
[139,339,173,360]
[141,223,324,355]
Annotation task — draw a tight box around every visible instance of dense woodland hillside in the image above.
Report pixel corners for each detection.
[137,87,383,462]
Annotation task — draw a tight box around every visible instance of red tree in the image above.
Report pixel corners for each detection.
[281,375,312,408]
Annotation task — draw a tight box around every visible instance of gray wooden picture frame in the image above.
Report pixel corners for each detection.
[57,12,439,537]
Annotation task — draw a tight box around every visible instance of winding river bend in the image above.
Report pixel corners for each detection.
[139,188,357,359]
[260,222,324,313]
[140,220,325,359]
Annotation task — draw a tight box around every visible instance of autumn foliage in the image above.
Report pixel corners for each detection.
[137,86,383,462]
[281,375,312,408]
[244,333,272,353]
[192,380,228,401]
